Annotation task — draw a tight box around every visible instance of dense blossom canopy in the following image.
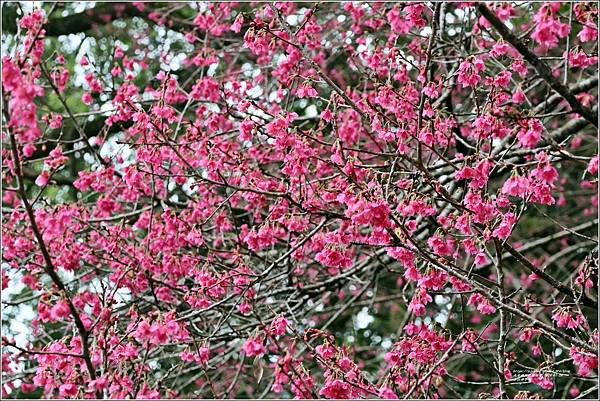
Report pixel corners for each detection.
[1,1,598,399]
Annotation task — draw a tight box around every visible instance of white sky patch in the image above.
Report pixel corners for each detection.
[2,267,35,348]
[435,309,450,326]
[354,307,374,330]
[276,53,288,67]
[305,104,318,119]
[98,133,134,173]
[242,62,254,78]
[99,100,115,114]
[286,14,300,26]
[246,86,263,99]
[248,105,271,121]
[182,177,198,196]
[142,91,156,102]
[204,103,220,113]
[207,62,219,77]
[268,89,283,103]
[435,294,450,305]
[420,26,433,36]
[169,52,187,71]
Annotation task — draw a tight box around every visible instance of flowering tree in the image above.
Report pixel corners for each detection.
[1,1,598,399]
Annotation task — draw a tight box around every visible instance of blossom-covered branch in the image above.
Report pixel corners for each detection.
[1,2,597,399]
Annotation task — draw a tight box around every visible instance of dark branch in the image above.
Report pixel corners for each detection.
[478,3,598,128]
[43,3,145,36]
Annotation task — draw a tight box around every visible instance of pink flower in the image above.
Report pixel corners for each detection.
[45,146,68,169]
[528,371,553,390]
[490,70,512,88]
[230,14,244,33]
[58,383,78,398]
[20,11,44,31]
[315,232,352,272]
[238,302,252,315]
[493,212,517,240]
[467,293,496,314]
[296,82,318,98]
[180,351,195,362]
[242,337,265,357]
[417,269,448,290]
[345,197,391,228]
[48,114,63,129]
[50,300,70,320]
[51,67,70,92]
[85,73,103,92]
[551,308,584,329]
[408,288,432,316]
[321,108,333,122]
[570,346,598,376]
[501,175,531,198]
[587,155,598,175]
[490,41,510,57]
[418,127,434,146]
[239,119,255,141]
[423,82,438,98]
[243,225,278,252]
[457,57,485,88]
[89,377,108,391]
[315,343,335,359]
[82,92,93,105]
[516,119,543,148]
[378,386,398,399]
[23,143,36,157]
[151,105,176,122]
[35,170,49,187]
[531,4,570,50]
[474,251,487,266]
[270,315,288,336]
[462,329,479,352]
[387,6,411,34]
[512,88,525,104]
[316,246,352,271]
[190,77,220,102]
[578,25,597,42]
[149,323,168,344]
[531,155,558,184]
[319,379,352,399]
[111,65,122,77]
[518,327,538,342]
[197,346,210,364]
[427,234,455,256]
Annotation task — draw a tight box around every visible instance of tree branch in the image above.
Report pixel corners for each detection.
[43,3,145,36]
[478,4,598,128]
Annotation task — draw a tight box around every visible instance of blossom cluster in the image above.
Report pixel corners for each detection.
[1,2,597,399]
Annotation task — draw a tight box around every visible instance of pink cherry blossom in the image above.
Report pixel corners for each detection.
[2,3,597,399]
[242,337,266,357]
